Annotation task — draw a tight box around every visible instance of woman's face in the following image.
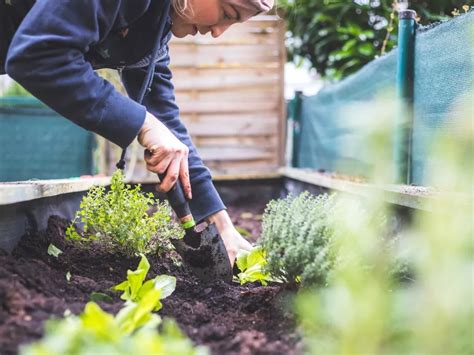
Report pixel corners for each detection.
[171,0,258,38]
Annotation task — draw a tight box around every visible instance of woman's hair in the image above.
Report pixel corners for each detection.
[172,0,190,15]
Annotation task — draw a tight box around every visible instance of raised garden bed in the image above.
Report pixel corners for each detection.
[0,178,302,355]
[0,172,443,354]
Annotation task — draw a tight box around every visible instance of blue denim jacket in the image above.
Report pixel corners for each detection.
[4,0,225,221]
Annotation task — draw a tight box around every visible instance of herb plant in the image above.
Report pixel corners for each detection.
[114,254,176,311]
[66,170,183,256]
[259,192,337,286]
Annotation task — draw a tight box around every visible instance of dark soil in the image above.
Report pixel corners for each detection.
[0,204,301,355]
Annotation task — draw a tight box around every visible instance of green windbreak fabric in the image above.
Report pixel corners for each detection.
[0,97,94,181]
[411,12,473,184]
[297,49,397,177]
[295,12,473,185]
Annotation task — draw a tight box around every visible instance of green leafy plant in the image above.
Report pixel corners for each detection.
[20,301,207,355]
[234,246,282,286]
[113,254,176,311]
[21,253,206,354]
[66,170,183,256]
[279,0,467,80]
[260,192,338,285]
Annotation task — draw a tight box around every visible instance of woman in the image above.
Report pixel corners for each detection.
[1,0,274,264]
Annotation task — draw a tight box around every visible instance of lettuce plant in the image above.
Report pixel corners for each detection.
[21,254,206,354]
[234,246,282,286]
[113,254,176,311]
[66,170,183,256]
[20,301,207,355]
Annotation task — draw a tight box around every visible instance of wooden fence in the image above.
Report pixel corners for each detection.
[97,15,285,181]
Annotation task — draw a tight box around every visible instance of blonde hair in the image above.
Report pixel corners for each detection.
[172,0,191,15]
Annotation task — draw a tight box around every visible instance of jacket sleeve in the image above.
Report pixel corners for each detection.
[121,51,226,222]
[5,0,150,148]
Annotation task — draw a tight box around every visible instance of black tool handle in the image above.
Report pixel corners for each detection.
[158,173,192,219]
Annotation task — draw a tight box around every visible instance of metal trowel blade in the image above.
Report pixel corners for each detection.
[171,223,233,283]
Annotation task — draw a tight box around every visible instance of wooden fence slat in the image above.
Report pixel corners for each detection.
[177,101,279,114]
[180,116,279,136]
[198,147,275,161]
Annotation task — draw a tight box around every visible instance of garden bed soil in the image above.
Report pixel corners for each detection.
[0,204,301,355]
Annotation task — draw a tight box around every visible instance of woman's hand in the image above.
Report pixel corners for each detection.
[207,210,253,266]
[138,112,192,199]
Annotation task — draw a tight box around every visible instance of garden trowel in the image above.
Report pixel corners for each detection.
[157,173,233,283]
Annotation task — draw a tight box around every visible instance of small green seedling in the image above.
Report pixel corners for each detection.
[113,254,176,311]
[47,243,63,258]
[234,246,282,286]
[66,272,71,282]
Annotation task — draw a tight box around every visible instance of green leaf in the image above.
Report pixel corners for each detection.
[115,288,162,334]
[89,292,114,303]
[66,272,71,282]
[235,246,281,286]
[81,302,119,341]
[113,255,176,306]
[153,275,176,299]
[47,243,63,258]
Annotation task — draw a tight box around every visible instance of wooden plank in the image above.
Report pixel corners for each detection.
[175,88,279,103]
[281,167,444,211]
[198,146,275,161]
[180,115,279,136]
[207,159,279,173]
[174,82,278,93]
[177,100,278,114]
[277,19,287,166]
[0,177,110,205]
[172,71,279,91]
[170,63,280,70]
[192,135,278,147]
[169,46,279,66]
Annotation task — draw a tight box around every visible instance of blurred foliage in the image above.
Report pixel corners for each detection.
[279,0,471,80]
[21,303,206,355]
[294,96,473,353]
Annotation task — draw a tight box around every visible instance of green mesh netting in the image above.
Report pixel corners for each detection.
[0,97,94,181]
[294,12,473,185]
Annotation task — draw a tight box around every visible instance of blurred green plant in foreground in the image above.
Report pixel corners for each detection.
[295,98,473,354]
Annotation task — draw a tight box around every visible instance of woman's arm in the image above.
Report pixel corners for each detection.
[121,51,226,223]
[6,0,150,148]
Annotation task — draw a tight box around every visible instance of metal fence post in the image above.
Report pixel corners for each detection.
[291,91,303,168]
[393,9,417,184]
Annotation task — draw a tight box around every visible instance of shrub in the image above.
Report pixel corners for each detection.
[66,170,183,256]
[259,192,338,286]
[279,0,467,80]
